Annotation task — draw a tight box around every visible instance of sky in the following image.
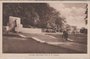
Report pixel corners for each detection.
[49,3,87,28]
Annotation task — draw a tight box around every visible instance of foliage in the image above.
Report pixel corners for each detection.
[3,3,65,29]
[80,27,87,34]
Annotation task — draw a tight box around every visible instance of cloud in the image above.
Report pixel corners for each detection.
[49,3,86,28]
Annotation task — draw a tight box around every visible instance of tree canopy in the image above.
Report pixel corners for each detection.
[3,3,65,30]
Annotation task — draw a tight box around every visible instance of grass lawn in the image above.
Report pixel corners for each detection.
[3,33,84,53]
[48,33,87,44]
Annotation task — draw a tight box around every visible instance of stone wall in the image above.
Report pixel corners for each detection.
[6,16,42,33]
[20,28,42,33]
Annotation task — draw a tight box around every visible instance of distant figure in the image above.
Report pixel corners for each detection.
[13,19,17,33]
[62,30,68,41]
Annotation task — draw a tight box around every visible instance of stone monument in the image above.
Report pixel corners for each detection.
[7,16,23,32]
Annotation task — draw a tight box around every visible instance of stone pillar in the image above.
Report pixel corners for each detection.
[8,16,17,32]
[7,16,22,32]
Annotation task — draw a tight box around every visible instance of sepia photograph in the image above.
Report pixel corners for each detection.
[2,3,88,53]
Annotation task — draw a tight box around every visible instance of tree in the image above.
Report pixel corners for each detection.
[3,3,65,29]
[80,27,87,34]
[85,4,88,25]
[3,3,39,27]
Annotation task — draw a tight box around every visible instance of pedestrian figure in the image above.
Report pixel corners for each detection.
[13,19,17,33]
[62,30,68,41]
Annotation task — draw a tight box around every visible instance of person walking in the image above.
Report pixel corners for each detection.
[62,30,68,41]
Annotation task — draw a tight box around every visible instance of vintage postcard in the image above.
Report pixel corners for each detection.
[0,0,90,59]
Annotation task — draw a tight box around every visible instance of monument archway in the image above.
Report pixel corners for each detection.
[7,16,22,32]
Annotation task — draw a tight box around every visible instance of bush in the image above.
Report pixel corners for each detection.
[80,27,87,34]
